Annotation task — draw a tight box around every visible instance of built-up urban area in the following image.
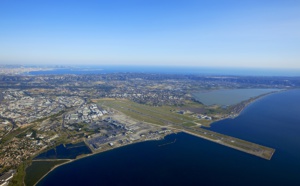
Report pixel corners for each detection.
[0,67,299,185]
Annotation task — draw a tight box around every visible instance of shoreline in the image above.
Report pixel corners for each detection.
[32,134,171,186]
[191,88,283,107]
[31,90,285,185]
[207,89,286,127]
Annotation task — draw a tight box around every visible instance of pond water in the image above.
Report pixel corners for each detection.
[34,142,92,159]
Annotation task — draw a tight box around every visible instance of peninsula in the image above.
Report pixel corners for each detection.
[0,68,297,185]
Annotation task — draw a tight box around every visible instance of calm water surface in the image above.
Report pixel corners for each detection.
[192,89,279,106]
[38,90,300,186]
[35,142,91,159]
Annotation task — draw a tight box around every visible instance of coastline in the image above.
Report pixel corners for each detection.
[32,134,172,186]
[30,90,285,186]
[207,89,286,127]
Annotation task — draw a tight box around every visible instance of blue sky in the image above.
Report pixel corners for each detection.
[0,0,299,69]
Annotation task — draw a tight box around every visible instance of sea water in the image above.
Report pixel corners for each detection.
[37,90,300,186]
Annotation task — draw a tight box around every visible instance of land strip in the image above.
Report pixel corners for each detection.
[31,132,171,186]
[96,99,275,160]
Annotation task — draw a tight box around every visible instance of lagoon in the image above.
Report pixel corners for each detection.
[34,142,91,160]
[192,88,279,106]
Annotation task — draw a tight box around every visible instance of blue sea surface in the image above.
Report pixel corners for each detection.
[37,90,300,186]
[29,66,300,76]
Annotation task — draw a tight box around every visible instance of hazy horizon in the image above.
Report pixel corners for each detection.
[1,0,300,69]
[2,64,297,77]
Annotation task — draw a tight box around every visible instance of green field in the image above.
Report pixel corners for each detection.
[25,160,69,186]
[96,99,203,128]
[95,99,275,160]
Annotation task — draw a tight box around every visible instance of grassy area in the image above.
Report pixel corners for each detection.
[99,100,168,125]
[8,161,28,186]
[16,128,38,139]
[182,122,197,127]
[94,98,276,160]
[1,125,33,144]
[32,110,65,124]
[25,160,69,186]
[197,119,212,126]
[2,110,67,144]
[96,99,202,128]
